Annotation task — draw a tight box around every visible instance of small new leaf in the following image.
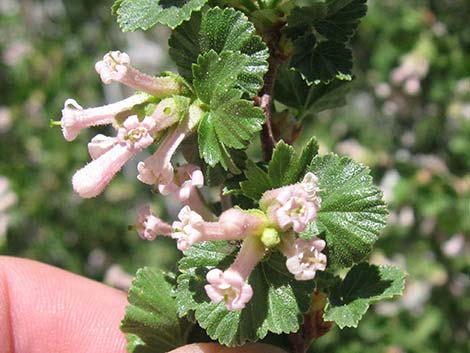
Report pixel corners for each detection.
[176,242,315,346]
[114,0,207,31]
[272,137,319,186]
[169,7,269,96]
[324,263,406,328]
[310,154,388,268]
[121,267,191,353]
[286,137,320,184]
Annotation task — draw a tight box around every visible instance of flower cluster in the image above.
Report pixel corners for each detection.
[58,51,206,206]
[134,173,326,311]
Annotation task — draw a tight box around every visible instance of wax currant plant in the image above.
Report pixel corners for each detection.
[55,1,406,352]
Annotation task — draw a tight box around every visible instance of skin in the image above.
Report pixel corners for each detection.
[0,257,287,353]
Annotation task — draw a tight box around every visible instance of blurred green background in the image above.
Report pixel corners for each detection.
[0,1,468,352]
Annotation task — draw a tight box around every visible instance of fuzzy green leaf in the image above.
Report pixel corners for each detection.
[114,0,207,31]
[196,69,265,172]
[310,154,388,268]
[197,112,240,173]
[169,7,269,96]
[176,242,315,346]
[121,267,191,353]
[274,65,351,120]
[198,89,265,169]
[324,263,406,328]
[193,50,249,104]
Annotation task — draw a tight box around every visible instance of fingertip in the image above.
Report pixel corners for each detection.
[0,256,128,353]
[169,342,288,353]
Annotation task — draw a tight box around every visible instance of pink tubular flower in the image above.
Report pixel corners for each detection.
[88,134,117,160]
[136,125,185,185]
[260,172,321,233]
[158,164,204,201]
[72,115,156,198]
[281,234,327,281]
[137,103,204,186]
[72,144,133,198]
[205,236,265,311]
[60,93,150,141]
[158,164,213,220]
[171,206,266,251]
[135,206,172,240]
[171,206,204,251]
[117,115,156,152]
[95,51,181,97]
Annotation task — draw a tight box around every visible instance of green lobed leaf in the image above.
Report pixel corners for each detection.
[114,0,207,31]
[203,94,264,161]
[284,0,367,83]
[176,242,316,346]
[193,50,250,104]
[310,154,388,268]
[284,0,367,43]
[197,112,239,173]
[274,65,352,120]
[121,267,191,353]
[315,0,368,43]
[192,49,265,172]
[169,6,269,96]
[324,263,406,328]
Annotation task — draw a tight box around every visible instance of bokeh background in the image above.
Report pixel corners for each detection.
[0,1,468,352]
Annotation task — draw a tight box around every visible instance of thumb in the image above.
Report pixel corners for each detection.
[169,343,288,353]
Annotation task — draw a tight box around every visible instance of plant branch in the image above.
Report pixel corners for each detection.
[289,292,334,353]
[257,92,276,162]
[258,25,284,162]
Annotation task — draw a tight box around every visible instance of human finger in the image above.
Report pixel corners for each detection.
[0,256,128,353]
